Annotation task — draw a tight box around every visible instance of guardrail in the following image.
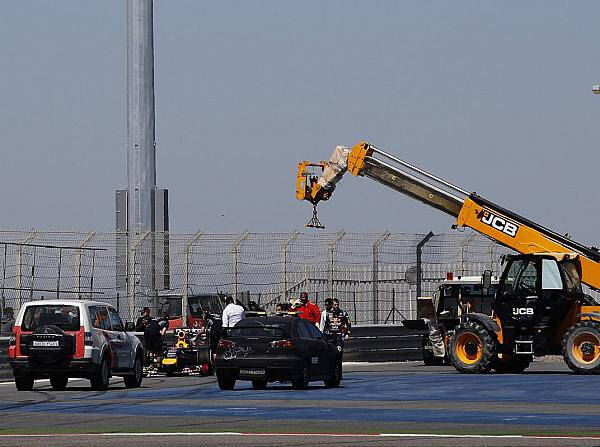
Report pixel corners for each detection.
[0,337,11,378]
[0,326,426,381]
[344,325,424,362]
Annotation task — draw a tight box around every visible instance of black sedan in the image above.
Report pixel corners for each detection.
[214,315,341,390]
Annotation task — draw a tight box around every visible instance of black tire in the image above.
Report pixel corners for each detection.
[50,375,69,391]
[450,320,496,374]
[90,357,110,391]
[251,379,268,390]
[217,372,236,390]
[124,355,143,389]
[562,321,600,374]
[15,375,34,391]
[324,360,341,388]
[292,363,310,390]
[493,354,532,373]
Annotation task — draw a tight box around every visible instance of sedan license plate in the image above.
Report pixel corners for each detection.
[33,340,59,347]
[239,368,265,376]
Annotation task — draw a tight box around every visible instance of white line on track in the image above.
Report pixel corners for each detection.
[0,377,123,386]
[1,433,599,441]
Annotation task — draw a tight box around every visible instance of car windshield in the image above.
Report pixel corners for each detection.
[21,305,80,332]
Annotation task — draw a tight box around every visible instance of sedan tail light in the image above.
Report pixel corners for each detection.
[270,339,293,348]
[218,339,233,349]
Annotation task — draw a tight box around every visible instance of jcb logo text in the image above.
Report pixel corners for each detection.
[479,211,519,238]
[513,308,534,315]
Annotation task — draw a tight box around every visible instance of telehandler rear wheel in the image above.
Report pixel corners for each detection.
[562,321,600,374]
[450,321,496,374]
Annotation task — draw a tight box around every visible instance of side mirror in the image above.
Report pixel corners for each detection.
[125,322,136,332]
[482,269,493,290]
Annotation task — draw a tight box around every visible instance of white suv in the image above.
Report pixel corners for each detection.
[8,300,144,391]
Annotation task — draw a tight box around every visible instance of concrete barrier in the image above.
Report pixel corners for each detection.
[0,337,12,379]
[0,325,425,381]
[344,325,424,362]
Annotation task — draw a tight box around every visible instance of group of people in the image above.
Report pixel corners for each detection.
[273,292,352,352]
[221,292,352,344]
[136,292,351,362]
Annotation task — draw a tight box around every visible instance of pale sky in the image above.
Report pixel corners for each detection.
[2,1,600,246]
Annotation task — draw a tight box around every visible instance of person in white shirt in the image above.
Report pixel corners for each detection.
[222,296,246,328]
[319,298,334,332]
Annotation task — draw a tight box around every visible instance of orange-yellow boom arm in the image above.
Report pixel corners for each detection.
[297,141,600,290]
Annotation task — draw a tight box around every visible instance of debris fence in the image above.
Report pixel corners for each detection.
[0,230,523,325]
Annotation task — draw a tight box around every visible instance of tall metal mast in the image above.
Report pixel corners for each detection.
[117,0,169,315]
[127,0,156,234]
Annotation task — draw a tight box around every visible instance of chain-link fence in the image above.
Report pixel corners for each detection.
[5,229,598,326]
[0,230,527,325]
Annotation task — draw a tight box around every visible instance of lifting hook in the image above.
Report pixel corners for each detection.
[305,204,325,229]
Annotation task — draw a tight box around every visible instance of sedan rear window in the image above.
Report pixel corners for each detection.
[21,305,80,332]
[229,325,288,338]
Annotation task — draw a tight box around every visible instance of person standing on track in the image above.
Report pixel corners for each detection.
[332,298,351,338]
[294,291,321,326]
[222,296,245,328]
[135,306,152,332]
[319,298,334,332]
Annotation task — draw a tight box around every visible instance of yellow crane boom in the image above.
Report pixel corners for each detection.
[297,141,600,290]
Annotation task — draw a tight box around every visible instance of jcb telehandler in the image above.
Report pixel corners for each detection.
[296,141,600,374]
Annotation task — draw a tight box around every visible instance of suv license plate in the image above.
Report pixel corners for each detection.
[33,340,59,347]
[239,368,265,376]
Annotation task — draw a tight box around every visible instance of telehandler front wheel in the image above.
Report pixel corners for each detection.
[562,321,600,374]
[450,321,496,374]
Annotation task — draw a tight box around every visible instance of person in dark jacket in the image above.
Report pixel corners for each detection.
[135,307,152,332]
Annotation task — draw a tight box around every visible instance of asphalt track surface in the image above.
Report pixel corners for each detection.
[1,360,600,447]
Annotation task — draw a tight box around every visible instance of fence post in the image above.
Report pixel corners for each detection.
[459,233,476,275]
[183,230,203,328]
[328,231,345,301]
[56,248,63,299]
[16,231,36,309]
[1,244,6,333]
[372,232,391,324]
[231,231,250,300]
[76,232,96,299]
[416,231,434,299]
[128,231,151,321]
[352,288,357,325]
[89,251,96,299]
[29,247,37,300]
[281,231,300,301]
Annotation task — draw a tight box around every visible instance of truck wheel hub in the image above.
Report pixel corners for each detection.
[465,342,478,356]
[581,341,595,356]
